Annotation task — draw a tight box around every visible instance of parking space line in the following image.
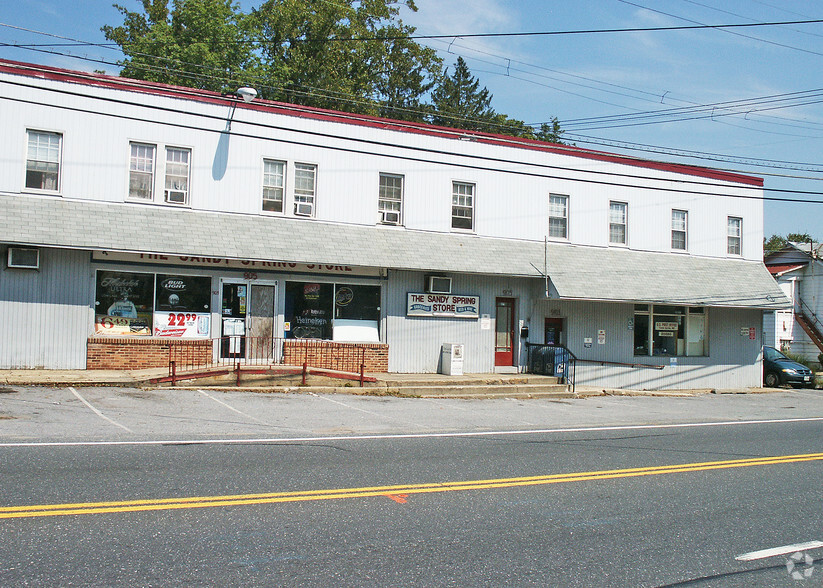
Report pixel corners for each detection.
[307,392,428,429]
[197,390,272,426]
[68,387,133,433]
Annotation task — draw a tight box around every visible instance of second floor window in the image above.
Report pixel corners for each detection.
[378,173,403,225]
[26,130,62,192]
[294,163,317,216]
[609,201,627,245]
[727,216,742,255]
[129,143,155,200]
[262,159,285,213]
[452,181,474,230]
[672,209,688,250]
[549,194,568,239]
[164,147,190,205]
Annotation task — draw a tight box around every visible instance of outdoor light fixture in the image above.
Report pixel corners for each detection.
[235,87,257,102]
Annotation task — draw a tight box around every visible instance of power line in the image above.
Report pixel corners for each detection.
[3,25,823,176]
[3,73,823,205]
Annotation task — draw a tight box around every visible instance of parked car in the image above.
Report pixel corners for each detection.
[763,346,814,388]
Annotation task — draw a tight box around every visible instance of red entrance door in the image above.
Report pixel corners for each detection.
[494,298,516,366]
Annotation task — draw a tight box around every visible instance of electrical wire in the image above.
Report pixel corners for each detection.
[2,73,822,205]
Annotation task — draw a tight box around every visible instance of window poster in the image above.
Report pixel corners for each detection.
[284,282,333,339]
[153,275,212,337]
[94,271,154,336]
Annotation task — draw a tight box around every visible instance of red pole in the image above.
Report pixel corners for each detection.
[302,360,308,386]
[359,347,365,387]
[235,361,240,385]
[171,360,177,387]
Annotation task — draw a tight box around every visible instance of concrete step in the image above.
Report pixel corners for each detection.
[378,382,572,399]
[374,376,562,387]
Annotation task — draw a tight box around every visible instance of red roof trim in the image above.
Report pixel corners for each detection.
[766,263,806,276]
[0,58,764,187]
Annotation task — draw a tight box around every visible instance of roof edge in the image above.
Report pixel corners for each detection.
[0,58,763,187]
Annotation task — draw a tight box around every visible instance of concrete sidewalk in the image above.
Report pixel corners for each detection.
[0,367,802,398]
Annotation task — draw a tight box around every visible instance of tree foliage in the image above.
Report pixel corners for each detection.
[103,0,564,140]
[764,232,817,254]
[103,0,258,92]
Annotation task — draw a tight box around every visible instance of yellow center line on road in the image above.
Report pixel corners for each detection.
[2,452,822,520]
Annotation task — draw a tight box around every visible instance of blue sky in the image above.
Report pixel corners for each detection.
[2,0,822,242]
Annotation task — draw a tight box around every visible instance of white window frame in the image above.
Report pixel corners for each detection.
[451,181,475,231]
[671,209,688,251]
[25,129,62,193]
[293,162,317,217]
[549,193,568,240]
[727,216,742,256]
[164,146,191,205]
[378,173,404,225]
[128,142,156,201]
[609,201,628,245]
[262,159,286,214]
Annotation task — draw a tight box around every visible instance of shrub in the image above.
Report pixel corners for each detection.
[784,351,812,370]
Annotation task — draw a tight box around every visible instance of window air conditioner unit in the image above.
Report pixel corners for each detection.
[380,210,401,225]
[426,275,452,294]
[165,190,187,204]
[294,202,314,217]
[8,247,39,269]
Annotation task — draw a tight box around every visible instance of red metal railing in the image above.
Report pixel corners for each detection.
[166,336,371,386]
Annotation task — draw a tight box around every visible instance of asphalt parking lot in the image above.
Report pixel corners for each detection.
[1,385,822,443]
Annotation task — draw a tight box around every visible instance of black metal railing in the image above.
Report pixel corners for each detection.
[525,343,576,393]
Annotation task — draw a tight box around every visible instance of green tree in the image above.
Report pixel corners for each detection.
[430,56,496,130]
[249,0,441,116]
[764,234,788,254]
[103,0,257,93]
[787,232,813,244]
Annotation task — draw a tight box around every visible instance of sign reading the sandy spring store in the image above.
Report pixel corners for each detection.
[407,293,479,319]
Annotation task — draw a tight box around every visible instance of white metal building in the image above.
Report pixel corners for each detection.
[0,59,788,388]
[763,242,823,364]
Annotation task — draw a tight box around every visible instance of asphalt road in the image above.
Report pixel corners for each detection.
[1,386,823,586]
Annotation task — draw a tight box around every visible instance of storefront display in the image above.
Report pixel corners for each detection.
[153,274,212,337]
[94,271,154,335]
[285,282,380,341]
[94,270,212,338]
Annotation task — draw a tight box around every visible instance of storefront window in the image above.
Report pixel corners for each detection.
[334,284,380,342]
[153,274,212,337]
[634,305,706,357]
[285,282,380,341]
[94,271,154,336]
[285,282,334,339]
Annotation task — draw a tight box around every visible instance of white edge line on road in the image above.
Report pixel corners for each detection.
[1,416,823,448]
[736,540,823,561]
[68,387,134,434]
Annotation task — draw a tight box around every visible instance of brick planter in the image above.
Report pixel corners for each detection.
[87,337,211,370]
[282,340,388,373]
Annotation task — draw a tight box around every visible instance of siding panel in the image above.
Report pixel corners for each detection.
[0,247,91,368]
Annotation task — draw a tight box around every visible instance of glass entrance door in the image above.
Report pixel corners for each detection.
[220,282,277,360]
[220,283,248,359]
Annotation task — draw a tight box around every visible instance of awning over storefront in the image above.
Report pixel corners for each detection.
[2,193,789,310]
[543,243,790,310]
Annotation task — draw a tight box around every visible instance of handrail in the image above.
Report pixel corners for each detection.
[797,297,823,334]
[575,358,665,370]
[525,342,577,394]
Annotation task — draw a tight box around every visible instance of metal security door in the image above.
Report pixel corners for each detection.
[247,284,276,362]
[494,298,516,366]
